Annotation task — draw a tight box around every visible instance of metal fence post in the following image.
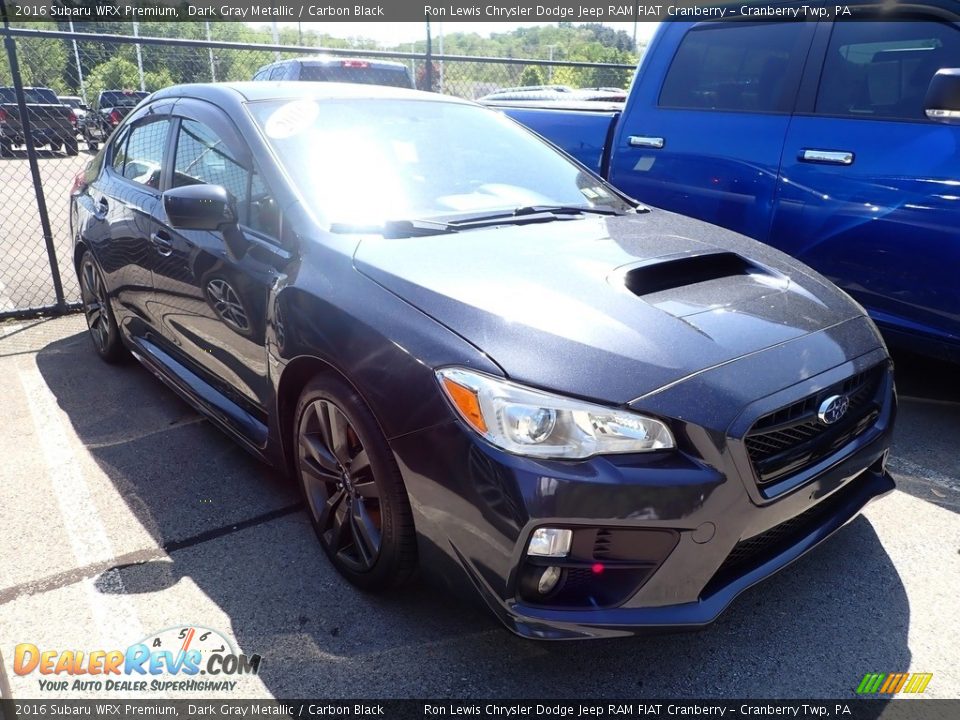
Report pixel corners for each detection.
[425,21,433,91]
[0,14,67,311]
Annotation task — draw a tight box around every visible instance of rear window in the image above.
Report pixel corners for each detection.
[660,23,808,113]
[100,91,149,108]
[0,87,59,104]
[299,63,413,89]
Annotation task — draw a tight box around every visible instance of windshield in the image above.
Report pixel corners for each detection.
[100,91,148,108]
[248,98,631,230]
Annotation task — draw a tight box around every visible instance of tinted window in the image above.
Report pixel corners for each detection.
[173,119,279,237]
[115,120,169,189]
[299,63,413,88]
[99,91,149,108]
[110,127,130,174]
[817,21,960,120]
[660,23,807,112]
[0,87,59,104]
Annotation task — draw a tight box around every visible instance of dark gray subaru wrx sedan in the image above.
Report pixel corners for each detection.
[70,83,896,639]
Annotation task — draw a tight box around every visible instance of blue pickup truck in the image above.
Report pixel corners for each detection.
[496,3,960,362]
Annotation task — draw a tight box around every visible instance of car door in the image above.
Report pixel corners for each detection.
[770,18,960,356]
[89,104,174,337]
[148,100,289,422]
[608,21,815,241]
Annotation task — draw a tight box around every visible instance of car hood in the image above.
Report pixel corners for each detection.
[353,210,868,404]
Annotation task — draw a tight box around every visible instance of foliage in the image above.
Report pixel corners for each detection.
[0,22,69,93]
[2,20,641,100]
[518,66,545,87]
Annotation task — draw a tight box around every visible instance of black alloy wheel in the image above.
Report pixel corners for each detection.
[294,376,417,590]
[79,251,125,363]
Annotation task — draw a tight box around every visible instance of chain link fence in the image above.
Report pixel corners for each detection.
[0,26,634,319]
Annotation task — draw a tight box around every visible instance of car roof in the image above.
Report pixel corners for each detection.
[151,82,471,108]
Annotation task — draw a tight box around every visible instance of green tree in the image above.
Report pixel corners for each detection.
[0,23,68,92]
[518,66,545,87]
[84,57,142,99]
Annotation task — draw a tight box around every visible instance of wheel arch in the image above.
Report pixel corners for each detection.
[73,239,90,273]
[276,354,379,477]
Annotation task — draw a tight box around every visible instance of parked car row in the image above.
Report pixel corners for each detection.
[0,87,151,157]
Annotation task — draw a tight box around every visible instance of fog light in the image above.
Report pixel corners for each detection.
[537,566,562,594]
[527,528,572,557]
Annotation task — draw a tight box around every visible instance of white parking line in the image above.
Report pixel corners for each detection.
[14,353,145,649]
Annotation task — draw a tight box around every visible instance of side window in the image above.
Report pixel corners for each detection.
[173,119,279,238]
[253,68,268,81]
[816,21,960,120]
[268,64,287,80]
[115,120,169,189]
[660,23,808,112]
[110,126,130,174]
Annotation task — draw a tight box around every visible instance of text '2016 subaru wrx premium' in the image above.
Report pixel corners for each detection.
[70,83,896,639]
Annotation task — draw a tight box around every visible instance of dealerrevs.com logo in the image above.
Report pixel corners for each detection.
[14,626,261,693]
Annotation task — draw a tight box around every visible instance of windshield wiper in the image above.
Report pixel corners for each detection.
[329,204,630,238]
[513,204,624,217]
[446,204,624,228]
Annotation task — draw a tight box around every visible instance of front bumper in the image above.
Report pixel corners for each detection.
[390,346,896,639]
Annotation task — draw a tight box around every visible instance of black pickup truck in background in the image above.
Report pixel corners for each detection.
[81,89,149,152]
[0,86,78,157]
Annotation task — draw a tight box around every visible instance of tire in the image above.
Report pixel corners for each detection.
[294,375,417,592]
[0,141,11,158]
[65,137,79,156]
[85,133,98,152]
[78,251,125,363]
[49,142,62,152]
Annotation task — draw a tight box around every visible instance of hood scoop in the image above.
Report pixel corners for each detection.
[613,251,792,320]
[618,251,764,297]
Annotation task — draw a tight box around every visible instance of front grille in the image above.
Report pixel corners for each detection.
[705,472,864,592]
[745,364,885,486]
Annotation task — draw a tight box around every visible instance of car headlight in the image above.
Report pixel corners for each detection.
[436,367,674,459]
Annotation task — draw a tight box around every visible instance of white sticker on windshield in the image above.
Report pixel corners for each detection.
[264,99,320,140]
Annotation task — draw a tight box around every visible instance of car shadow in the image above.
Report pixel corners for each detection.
[34,330,912,698]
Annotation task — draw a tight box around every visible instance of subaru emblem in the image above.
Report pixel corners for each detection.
[818,394,850,425]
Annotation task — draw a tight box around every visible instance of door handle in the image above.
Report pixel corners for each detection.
[800,149,854,166]
[628,135,665,149]
[150,231,173,256]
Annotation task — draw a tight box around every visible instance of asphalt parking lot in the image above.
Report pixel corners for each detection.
[0,315,958,700]
[0,150,91,313]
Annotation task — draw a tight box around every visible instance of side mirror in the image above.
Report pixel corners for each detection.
[163,184,237,231]
[925,68,960,122]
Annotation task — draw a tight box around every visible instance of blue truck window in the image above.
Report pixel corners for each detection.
[659,23,808,113]
[816,21,960,121]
